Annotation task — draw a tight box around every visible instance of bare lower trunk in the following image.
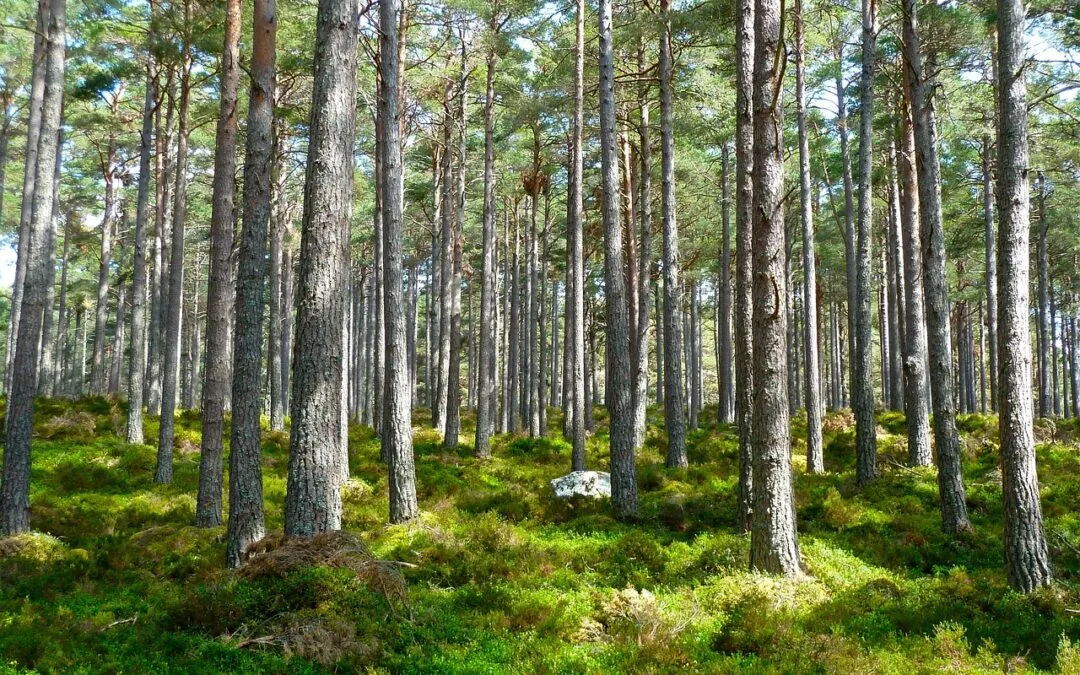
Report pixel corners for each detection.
[155,19,192,485]
[0,0,64,534]
[285,0,359,536]
[599,0,637,517]
[749,0,800,576]
[795,0,822,474]
[996,0,1051,592]
[660,0,686,468]
[198,0,241,527]
[896,108,932,468]
[733,0,754,534]
[852,0,877,487]
[904,0,969,533]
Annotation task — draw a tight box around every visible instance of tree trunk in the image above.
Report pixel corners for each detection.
[155,12,192,485]
[852,0,878,487]
[226,0,274,565]
[198,0,241,527]
[0,0,64,534]
[749,0,801,576]
[734,0,754,534]
[37,127,61,396]
[566,0,587,470]
[380,0,418,523]
[983,138,998,412]
[996,0,1052,591]
[126,14,157,443]
[904,0,969,532]
[1036,173,1051,417]
[5,0,48,396]
[92,144,118,395]
[599,0,637,517]
[896,106,933,468]
[444,46,467,449]
[718,142,734,424]
[795,0,822,474]
[285,0,359,536]
[660,0,687,468]
[268,110,287,431]
[475,30,496,456]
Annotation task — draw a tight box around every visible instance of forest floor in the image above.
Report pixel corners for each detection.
[1,399,1080,673]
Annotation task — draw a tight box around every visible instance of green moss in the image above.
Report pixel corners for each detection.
[1,397,1078,672]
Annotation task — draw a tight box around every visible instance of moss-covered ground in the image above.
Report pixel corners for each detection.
[2,397,1080,673]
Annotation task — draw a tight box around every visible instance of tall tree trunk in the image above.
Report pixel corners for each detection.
[659,0,686,468]
[0,0,64,534]
[795,0,822,474]
[896,107,932,467]
[435,107,453,434]
[567,0,587,470]
[126,11,157,443]
[53,209,72,396]
[599,0,637,517]
[903,0,970,532]
[718,141,734,424]
[380,0,418,523]
[852,0,878,487]
[37,126,61,396]
[5,0,48,396]
[198,0,241,527]
[1036,174,1051,417]
[284,0,359,535]
[983,138,998,412]
[155,11,192,485]
[227,0,274,565]
[475,33,499,456]
[92,144,118,395]
[835,46,856,411]
[268,110,287,431]
[996,0,1051,591]
[733,0,754,534]
[749,0,801,576]
[444,47,467,449]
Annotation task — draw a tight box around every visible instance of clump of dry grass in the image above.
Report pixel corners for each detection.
[241,531,407,609]
[38,411,96,440]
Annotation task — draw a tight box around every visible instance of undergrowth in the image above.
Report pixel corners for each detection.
[0,397,1078,672]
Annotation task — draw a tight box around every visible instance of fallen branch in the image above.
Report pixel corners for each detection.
[101,615,137,631]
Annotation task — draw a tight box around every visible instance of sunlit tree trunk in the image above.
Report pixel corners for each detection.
[749,0,801,576]
[0,0,64,534]
[733,0,754,534]
[996,0,1051,591]
[659,0,686,468]
[155,8,192,485]
[599,0,637,516]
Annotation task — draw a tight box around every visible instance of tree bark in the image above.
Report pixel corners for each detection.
[896,106,932,468]
[285,0,359,535]
[749,0,801,576]
[227,0,274,565]
[903,0,970,533]
[125,13,157,443]
[5,0,48,396]
[198,0,241,527]
[852,0,878,487]
[380,0,418,523]
[599,0,637,517]
[734,0,754,534]
[474,20,498,456]
[567,0,587,471]
[795,0,822,474]
[659,0,687,468]
[0,0,64,534]
[155,10,192,485]
[996,0,1052,591]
